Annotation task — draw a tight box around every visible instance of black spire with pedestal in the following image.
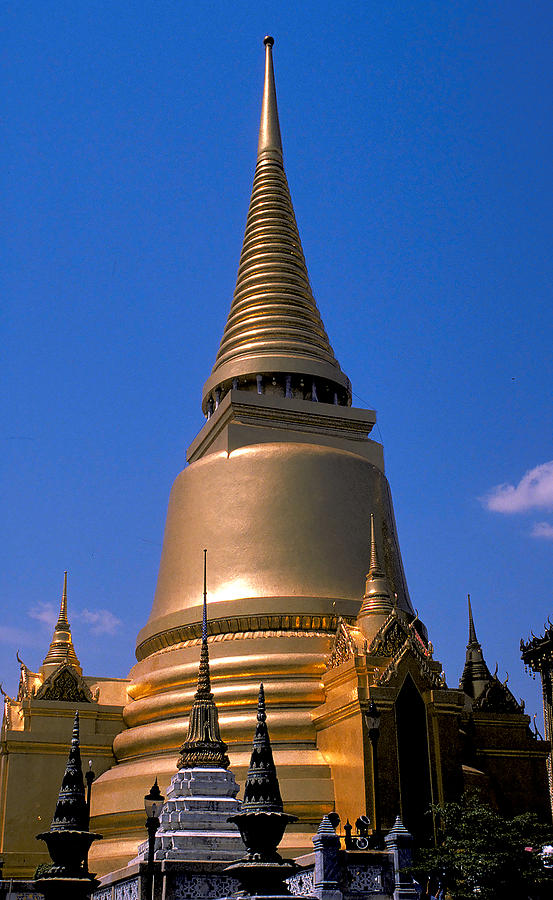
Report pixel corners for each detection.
[177,549,230,769]
[227,681,298,896]
[35,711,102,899]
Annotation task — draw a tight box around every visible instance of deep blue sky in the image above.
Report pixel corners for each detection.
[3,2,553,724]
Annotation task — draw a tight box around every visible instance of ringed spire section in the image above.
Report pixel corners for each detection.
[202,36,351,415]
[41,571,82,678]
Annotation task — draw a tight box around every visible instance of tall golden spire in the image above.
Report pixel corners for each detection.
[41,572,82,678]
[202,36,350,413]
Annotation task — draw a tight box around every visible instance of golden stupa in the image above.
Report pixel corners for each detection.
[2,39,548,882]
[89,36,415,872]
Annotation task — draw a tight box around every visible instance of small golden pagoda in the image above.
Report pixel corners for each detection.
[0,575,128,878]
[39,571,83,682]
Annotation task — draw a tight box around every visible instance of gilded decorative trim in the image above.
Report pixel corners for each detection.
[136,614,354,661]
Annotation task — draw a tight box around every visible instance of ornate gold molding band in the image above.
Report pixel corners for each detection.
[136,613,356,661]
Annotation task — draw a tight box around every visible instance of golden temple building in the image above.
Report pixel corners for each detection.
[1,37,550,880]
[0,574,127,877]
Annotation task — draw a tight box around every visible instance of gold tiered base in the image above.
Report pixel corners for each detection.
[89,397,412,875]
[89,634,336,874]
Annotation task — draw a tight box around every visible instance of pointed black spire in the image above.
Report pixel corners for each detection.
[226,683,298,892]
[460,595,491,700]
[468,593,478,644]
[36,713,102,897]
[241,683,283,813]
[50,711,88,830]
[177,550,230,769]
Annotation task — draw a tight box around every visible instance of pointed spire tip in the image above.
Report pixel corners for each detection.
[202,549,208,644]
[467,593,478,644]
[258,32,282,158]
[368,513,384,577]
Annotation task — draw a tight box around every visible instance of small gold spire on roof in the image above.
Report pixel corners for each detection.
[41,572,82,678]
[357,515,394,632]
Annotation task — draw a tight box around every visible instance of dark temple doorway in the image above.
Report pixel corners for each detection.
[395,674,433,840]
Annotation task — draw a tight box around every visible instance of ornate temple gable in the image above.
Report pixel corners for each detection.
[1,654,43,731]
[369,611,444,689]
[326,609,443,690]
[521,622,553,813]
[521,622,553,673]
[0,684,17,731]
[473,672,523,714]
[367,609,432,660]
[16,652,41,701]
[327,619,367,670]
[368,610,409,658]
[376,639,445,690]
[34,663,95,703]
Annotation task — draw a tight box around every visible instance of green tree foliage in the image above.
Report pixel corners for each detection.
[411,792,553,900]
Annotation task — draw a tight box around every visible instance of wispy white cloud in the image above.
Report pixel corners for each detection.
[481,461,553,514]
[531,521,553,540]
[26,601,122,637]
[79,608,122,636]
[29,602,58,629]
[28,600,122,635]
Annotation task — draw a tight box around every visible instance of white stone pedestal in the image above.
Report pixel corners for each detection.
[137,767,244,862]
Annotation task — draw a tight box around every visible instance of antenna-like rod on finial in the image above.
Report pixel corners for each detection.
[467,593,478,644]
[58,571,70,628]
[202,549,208,643]
[368,514,385,577]
[258,35,283,158]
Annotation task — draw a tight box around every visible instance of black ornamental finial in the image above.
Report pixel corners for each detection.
[177,551,230,769]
